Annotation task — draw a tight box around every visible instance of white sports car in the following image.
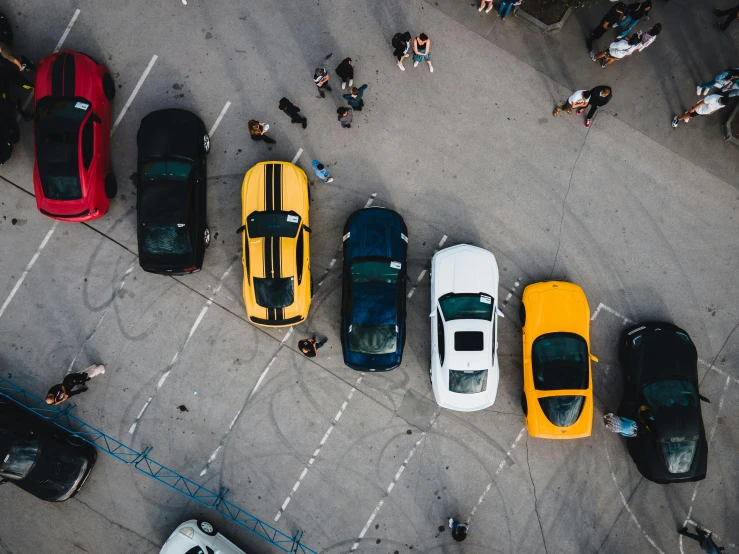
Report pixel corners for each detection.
[430,244,501,411]
[159,520,247,554]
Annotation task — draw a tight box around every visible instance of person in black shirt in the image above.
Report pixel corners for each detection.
[392,32,412,71]
[278,98,307,129]
[679,525,725,553]
[715,3,739,31]
[448,518,469,542]
[614,0,652,39]
[586,2,627,53]
[298,336,327,358]
[45,365,106,406]
[585,86,612,127]
[335,58,354,90]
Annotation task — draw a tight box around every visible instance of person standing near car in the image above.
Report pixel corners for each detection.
[335,57,354,90]
[313,67,332,98]
[248,119,276,144]
[278,98,307,129]
[392,31,412,71]
[312,160,334,183]
[679,525,725,553]
[45,365,106,406]
[298,336,327,358]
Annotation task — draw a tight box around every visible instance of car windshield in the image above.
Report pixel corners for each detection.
[643,380,699,416]
[35,97,90,200]
[439,293,493,321]
[141,224,192,256]
[246,211,301,238]
[0,437,39,480]
[449,369,488,393]
[254,277,294,308]
[659,437,698,474]
[349,324,397,355]
[531,333,589,391]
[538,396,586,427]
[140,158,192,182]
[350,260,401,284]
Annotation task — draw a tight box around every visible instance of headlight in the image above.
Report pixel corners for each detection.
[179,527,195,538]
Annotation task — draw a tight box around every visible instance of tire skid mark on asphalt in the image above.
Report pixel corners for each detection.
[467,425,526,522]
[273,374,363,521]
[66,261,137,373]
[316,193,376,287]
[199,327,294,477]
[406,234,447,299]
[0,221,58,321]
[350,410,440,551]
[110,54,158,137]
[128,259,237,435]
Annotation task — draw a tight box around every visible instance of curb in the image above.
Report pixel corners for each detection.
[515,6,572,34]
[722,102,739,146]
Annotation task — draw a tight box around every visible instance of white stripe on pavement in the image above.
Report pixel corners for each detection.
[208,101,231,137]
[111,55,158,137]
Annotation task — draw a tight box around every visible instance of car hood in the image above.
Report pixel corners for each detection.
[631,323,698,383]
[432,244,499,298]
[343,208,407,262]
[138,109,203,162]
[350,283,397,325]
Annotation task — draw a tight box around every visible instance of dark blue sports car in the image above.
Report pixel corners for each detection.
[341,208,408,371]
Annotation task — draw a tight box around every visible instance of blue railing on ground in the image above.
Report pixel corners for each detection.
[0,376,318,554]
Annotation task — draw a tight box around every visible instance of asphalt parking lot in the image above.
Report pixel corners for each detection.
[1,0,738,553]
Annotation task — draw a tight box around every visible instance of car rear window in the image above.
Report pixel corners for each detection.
[141,224,192,256]
[449,369,488,394]
[349,324,397,355]
[35,97,90,200]
[659,437,698,474]
[538,395,585,427]
[254,277,294,308]
[0,436,40,480]
[454,331,484,351]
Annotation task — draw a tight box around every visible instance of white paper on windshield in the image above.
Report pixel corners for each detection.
[400,233,408,243]
[390,261,402,269]
[177,223,185,228]
[480,295,492,304]
[75,102,89,110]
[286,214,299,223]
[343,232,350,241]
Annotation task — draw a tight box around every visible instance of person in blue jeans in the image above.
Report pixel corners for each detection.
[613,0,652,39]
[312,160,334,183]
[498,0,521,20]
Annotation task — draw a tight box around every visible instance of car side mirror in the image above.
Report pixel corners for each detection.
[699,394,711,403]
[92,113,102,124]
[590,354,599,363]
[236,225,246,234]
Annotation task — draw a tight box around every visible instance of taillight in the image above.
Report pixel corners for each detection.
[184,266,198,272]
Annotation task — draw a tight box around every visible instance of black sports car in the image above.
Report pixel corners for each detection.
[618,322,708,484]
[136,109,210,275]
[0,399,97,501]
[341,207,408,371]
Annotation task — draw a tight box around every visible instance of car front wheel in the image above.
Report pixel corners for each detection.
[204,227,211,248]
[103,73,115,101]
[203,133,210,154]
[104,173,117,199]
[197,520,216,536]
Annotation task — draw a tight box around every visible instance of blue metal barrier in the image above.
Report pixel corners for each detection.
[0,376,318,554]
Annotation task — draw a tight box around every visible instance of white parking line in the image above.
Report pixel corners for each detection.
[351,410,439,551]
[128,260,235,435]
[291,148,304,164]
[274,375,363,521]
[502,279,522,307]
[208,101,231,137]
[407,234,447,298]
[0,222,57,321]
[467,426,526,522]
[110,55,158,137]
[363,193,377,208]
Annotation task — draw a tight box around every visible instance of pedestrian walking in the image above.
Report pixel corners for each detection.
[448,518,469,542]
[584,85,612,127]
[592,34,641,68]
[298,336,327,358]
[498,0,522,20]
[697,68,739,96]
[311,160,334,183]
[412,33,433,73]
[604,413,639,437]
[248,119,276,144]
[337,106,353,128]
[278,97,307,129]
[612,0,652,39]
[715,3,739,31]
[478,0,494,12]
[335,57,354,90]
[678,525,725,553]
[392,31,412,71]
[586,2,628,53]
[45,365,106,406]
[635,23,662,52]
[672,93,733,128]
[343,84,368,111]
[553,89,591,117]
[313,67,332,98]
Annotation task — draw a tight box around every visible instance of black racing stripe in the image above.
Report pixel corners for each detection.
[273,163,282,210]
[276,307,284,320]
[51,54,65,96]
[264,236,273,278]
[265,163,274,211]
[63,53,76,97]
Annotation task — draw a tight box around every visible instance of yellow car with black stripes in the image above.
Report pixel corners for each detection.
[240,161,311,327]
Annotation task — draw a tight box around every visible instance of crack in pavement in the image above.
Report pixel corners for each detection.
[596,474,646,552]
[526,435,549,554]
[71,497,161,549]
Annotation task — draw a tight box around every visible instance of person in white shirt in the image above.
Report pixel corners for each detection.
[553,89,592,117]
[592,34,641,68]
[636,23,662,51]
[672,93,731,128]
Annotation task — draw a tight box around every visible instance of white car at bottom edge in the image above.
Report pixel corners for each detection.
[430,244,501,412]
[159,520,247,554]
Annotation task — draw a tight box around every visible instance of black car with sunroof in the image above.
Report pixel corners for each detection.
[136,109,211,274]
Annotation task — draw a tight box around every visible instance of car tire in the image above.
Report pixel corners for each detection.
[203,133,210,154]
[197,520,217,536]
[519,303,526,327]
[520,391,528,416]
[310,275,314,298]
[204,227,211,248]
[102,73,115,101]
[104,173,117,199]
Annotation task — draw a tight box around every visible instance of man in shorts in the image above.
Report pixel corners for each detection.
[672,93,734,128]
[553,89,591,117]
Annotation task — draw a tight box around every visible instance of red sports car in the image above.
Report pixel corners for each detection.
[33,51,116,221]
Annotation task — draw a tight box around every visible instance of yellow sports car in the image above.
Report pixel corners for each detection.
[240,161,311,327]
[520,281,598,439]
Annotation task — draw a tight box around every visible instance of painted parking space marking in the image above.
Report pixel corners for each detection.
[274,375,363,521]
[407,234,447,298]
[363,193,377,209]
[199,327,294,477]
[208,101,231,137]
[291,148,304,164]
[128,259,236,435]
[467,426,526,522]
[351,410,440,551]
[501,279,522,308]
[0,222,58,321]
[110,54,158,137]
